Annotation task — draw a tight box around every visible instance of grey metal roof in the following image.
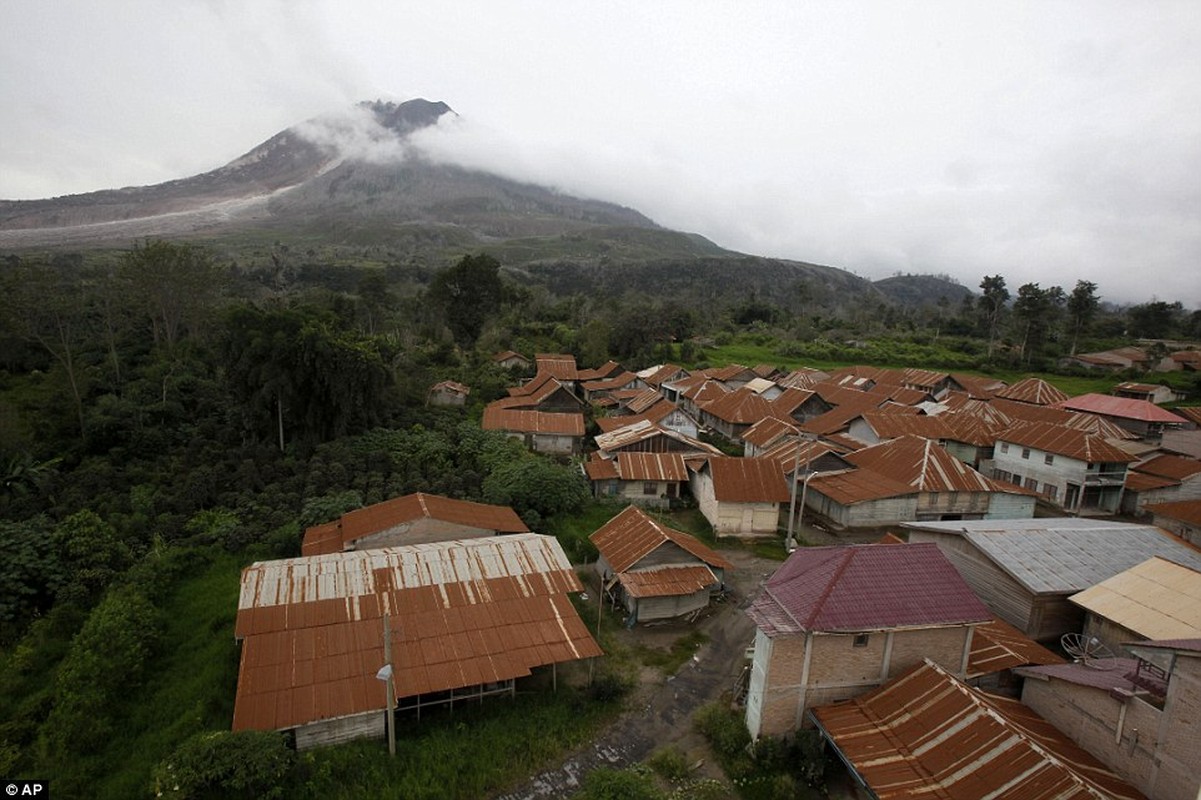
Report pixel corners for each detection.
[902,518,1201,595]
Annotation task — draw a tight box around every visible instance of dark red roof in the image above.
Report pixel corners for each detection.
[747,542,991,635]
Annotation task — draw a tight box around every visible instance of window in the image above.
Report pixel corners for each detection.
[1021,448,1031,460]
[853,633,870,647]
[1044,453,1054,466]
[1011,473,1022,487]
[993,469,1012,482]
[1000,442,1010,454]
[1044,484,1058,500]
[642,482,657,496]
[1024,477,1038,491]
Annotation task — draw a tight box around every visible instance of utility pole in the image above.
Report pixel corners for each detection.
[785,442,802,552]
[382,612,396,756]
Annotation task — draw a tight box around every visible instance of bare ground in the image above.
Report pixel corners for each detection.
[494,533,870,800]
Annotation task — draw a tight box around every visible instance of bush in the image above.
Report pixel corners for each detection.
[153,730,296,799]
[646,746,691,783]
[692,703,751,761]
[581,766,664,800]
[482,458,590,519]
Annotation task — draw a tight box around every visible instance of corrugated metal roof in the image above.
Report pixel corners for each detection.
[594,419,720,455]
[857,412,954,441]
[776,368,830,389]
[1125,471,1179,492]
[1132,453,1201,480]
[902,518,1201,594]
[583,454,619,481]
[482,407,585,436]
[234,534,602,732]
[616,452,688,482]
[534,353,578,378]
[705,457,791,503]
[590,505,732,574]
[812,660,1147,800]
[1055,393,1188,424]
[805,468,915,504]
[700,387,776,424]
[1145,498,1201,526]
[1069,557,1201,639]
[997,420,1137,463]
[619,565,720,598]
[968,617,1064,677]
[740,416,799,449]
[747,543,990,635]
[581,371,642,393]
[303,493,529,557]
[637,364,689,387]
[846,435,1021,496]
[1015,659,1142,692]
[994,376,1069,405]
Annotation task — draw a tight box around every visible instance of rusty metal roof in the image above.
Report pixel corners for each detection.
[998,421,1137,463]
[534,353,578,378]
[1069,556,1201,640]
[581,371,642,393]
[989,398,1137,439]
[1055,393,1188,424]
[637,364,689,387]
[481,407,585,436]
[805,468,915,505]
[234,534,602,732]
[857,412,955,442]
[846,435,1004,494]
[811,660,1147,800]
[583,454,620,481]
[740,416,799,449]
[590,505,732,574]
[1132,453,1201,480]
[994,376,1069,405]
[968,617,1064,677]
[1145,498,1201,526]
[619,565,720,598]
[1125,471,1178,492]
[748,543,990,635]
[594,419,720,456]
[699,387,776,424]
[303,493,528,557]
[615,452,688,482]
[705,457,791,503]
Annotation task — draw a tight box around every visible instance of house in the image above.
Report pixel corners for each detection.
[993,376,1069,405]
[661,374,730,420]
[492,350,532,371]
[575,360,625,382]
[1145,498,1201,546]
[232,534,603,749]
[802,468,917,529]
[590,505,733,623]
[743,542,992,737]
[740,416,798,457]
[1017,639,1201,800]
[1069,557,1201,654]
[845,435,1036,522]
[939,409,1006,469]
[811,659,1146,800]
[1113,382,1185,405]
[636,363,689,389]
[580,370,646,403]
[775,367,830,390]
[302,492,527,556]
[481,407,585,455]
[583,451,689,507]
[501,373,585,413]
[1053,393,1189,440]
[1121,453,1201,514]
[696,387,776,441]
[533,352,578,380]
[903,518,1201,643]
[991,420,1136,513]
[1060,346,1151,372]
[768,387,831,425]
[426,379,470,407]
[845,410,954,446]
[689,456,791,536]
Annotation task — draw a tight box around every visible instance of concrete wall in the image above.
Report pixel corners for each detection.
[294,710,386,750]
[692,470,779,535]
[986,492,1037,519]
[531,432,580,455]
[1021,657,1201,800]
[807,491,918,529]
[993,444,1086,507]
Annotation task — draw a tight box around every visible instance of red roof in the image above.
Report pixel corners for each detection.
[1132,453,1201,480]
[1054,393,1188,424]
[705,457,791,503]
[805,468,915,504]
[1146,498,1201,527]
[534,353,578,378]
[812,661,1147,800]
[700,386,776,424]
[747,542,990,635]
[302,493,528,556]
[968,616,1064,677]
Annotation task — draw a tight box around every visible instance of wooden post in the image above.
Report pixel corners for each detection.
[383,612,396,756]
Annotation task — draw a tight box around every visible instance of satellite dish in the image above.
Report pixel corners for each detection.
[1060,633,1118,670]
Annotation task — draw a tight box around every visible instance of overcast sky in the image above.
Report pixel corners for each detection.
[2,1,1199,306]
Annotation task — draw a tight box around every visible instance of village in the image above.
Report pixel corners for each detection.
[231,347,1201,800]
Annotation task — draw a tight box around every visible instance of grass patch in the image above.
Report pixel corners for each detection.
[545,500,624,564]
[631,630,710,675]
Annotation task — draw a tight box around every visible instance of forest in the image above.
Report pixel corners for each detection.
[0,240,1197,798]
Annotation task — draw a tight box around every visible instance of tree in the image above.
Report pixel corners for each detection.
[1066,280,1099,356]
[977,275,1009,360]
[120,239,224,352]
[1127,300,1183,339]
[428,254,505,347]
[482,458,590,525]
[153,730,296,800]
[1011,283,1065,366]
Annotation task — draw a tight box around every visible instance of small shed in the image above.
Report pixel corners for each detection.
[481,407,585,455]
[690,456,791,536]
[583,452,689,508]
[427,379,470,407]
[590,505,732,622]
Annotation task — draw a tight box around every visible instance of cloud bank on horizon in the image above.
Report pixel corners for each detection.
[1,0,1198,307]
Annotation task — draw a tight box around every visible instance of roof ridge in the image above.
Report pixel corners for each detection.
[803,548,856,628]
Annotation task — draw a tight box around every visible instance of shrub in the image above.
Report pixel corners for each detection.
[153,730,296,799]
[581,766,664,800]
[646,746,691,783]
[692,703,751,761]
